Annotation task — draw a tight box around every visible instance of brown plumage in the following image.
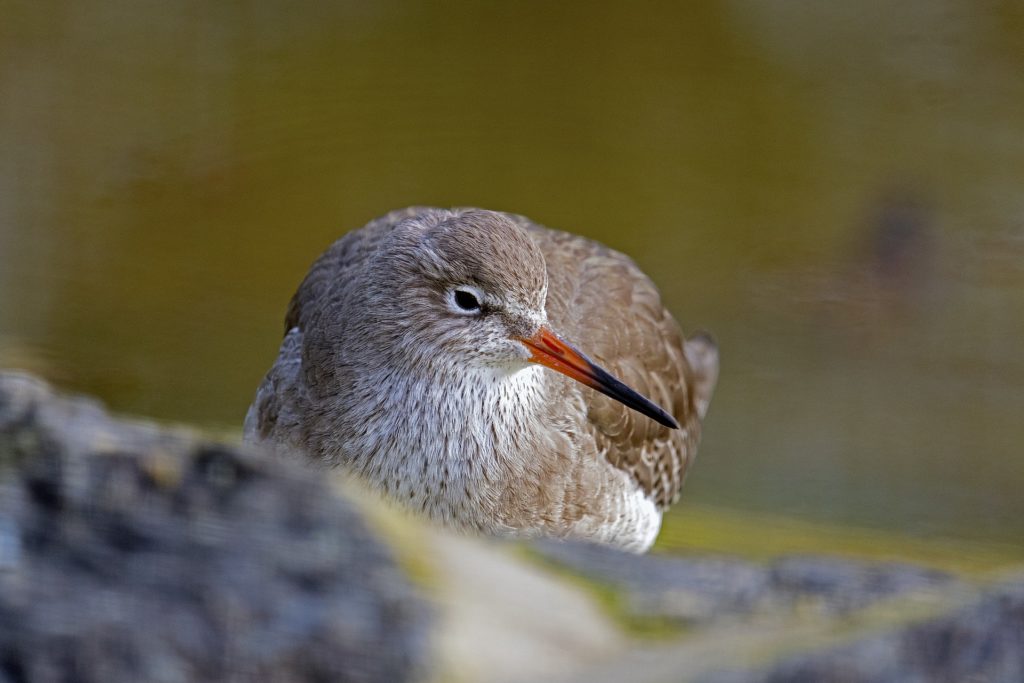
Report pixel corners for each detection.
[245,207,718,551]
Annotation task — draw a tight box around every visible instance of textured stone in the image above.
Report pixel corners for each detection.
[696,580,1024,683]
[0,372,430,683]
[533,540,956,624]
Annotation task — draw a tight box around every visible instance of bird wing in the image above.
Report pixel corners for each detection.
[508,213,718,509]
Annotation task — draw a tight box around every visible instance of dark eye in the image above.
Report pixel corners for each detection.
[453,288,481,312]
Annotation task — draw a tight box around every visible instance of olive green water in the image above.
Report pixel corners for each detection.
[2,1,1023,552]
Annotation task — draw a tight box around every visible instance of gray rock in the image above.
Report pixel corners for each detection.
[533,540,957,624]
[697,580,1024,683]
[769,554,953,614]
[0,372,430,683]
[4,371,1021,683]
[533,539,773,622]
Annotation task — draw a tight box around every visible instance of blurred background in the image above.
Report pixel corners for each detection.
[2,1,1022,559]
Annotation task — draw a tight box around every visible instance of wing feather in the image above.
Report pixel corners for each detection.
[507,213,718,509]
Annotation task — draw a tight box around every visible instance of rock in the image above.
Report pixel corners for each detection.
[3,370,1023,683]
[0,372,430,683]
[769,555,953,614]
[535,543,1024,683]
[427,532,625,683]
[532,540,957,624]
[695,579,1024,683]
[533,539,772,623]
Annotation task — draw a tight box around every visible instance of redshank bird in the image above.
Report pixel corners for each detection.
[245,207,718,552]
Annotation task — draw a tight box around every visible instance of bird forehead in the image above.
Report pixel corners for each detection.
[430,211,547,300]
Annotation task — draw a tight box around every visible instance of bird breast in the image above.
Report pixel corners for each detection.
[338,362,555,530]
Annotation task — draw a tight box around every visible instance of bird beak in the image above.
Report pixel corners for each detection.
[518,327,680,430]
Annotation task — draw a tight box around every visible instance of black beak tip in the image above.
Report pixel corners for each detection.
[585,358,681,431]
[654,409,681,430]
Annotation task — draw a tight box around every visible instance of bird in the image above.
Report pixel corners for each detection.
[244,207,718,552]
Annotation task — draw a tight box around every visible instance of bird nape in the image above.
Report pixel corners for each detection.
[244,207,718,553]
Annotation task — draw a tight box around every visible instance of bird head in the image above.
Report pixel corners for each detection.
[366,209,678,429]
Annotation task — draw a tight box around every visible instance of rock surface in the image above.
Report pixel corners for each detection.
[535,543,1024,683]
[534,540,959,624]
[2,371,1023,683]
[0,372,429,683]
[695,579,1024,683]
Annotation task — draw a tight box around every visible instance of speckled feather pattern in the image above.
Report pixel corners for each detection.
[244,207,718,552]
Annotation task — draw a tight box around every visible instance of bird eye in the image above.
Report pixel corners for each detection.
[451,287,483,314]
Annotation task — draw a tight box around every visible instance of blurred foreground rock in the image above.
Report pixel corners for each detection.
[698,580,1024,683]
[536,542,1024,683]
[0,372,429,683]
[534,541,960,623]
[1,371,1022,683]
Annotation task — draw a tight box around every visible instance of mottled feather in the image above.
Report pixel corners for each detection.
[506,212,718,508]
